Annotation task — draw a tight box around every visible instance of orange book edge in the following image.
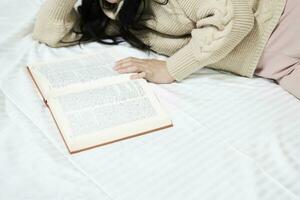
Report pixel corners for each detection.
[26,67,173,154]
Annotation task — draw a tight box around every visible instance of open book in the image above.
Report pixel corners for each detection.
[27,48,173,154]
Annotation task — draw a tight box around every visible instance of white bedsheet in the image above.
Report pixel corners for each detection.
[1,0,300,199]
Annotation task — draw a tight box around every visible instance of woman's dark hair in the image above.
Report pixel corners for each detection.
[75,0,168,51]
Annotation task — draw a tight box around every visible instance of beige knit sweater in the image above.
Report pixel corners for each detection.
[32,0,285,81]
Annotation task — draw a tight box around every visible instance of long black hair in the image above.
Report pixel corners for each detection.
[75,0,168,50]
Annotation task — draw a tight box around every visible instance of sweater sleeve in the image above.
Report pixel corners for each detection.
[32,0,81,47]
[166,0,255,81]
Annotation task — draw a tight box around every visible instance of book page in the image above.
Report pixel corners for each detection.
[47,78,172,152]
[52,80,160,137]
[30,50,121,90]
[27,46,154,100]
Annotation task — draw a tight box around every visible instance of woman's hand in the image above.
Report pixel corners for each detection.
[114,57,175,84]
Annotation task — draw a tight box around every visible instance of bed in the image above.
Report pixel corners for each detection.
[1,0,300,199]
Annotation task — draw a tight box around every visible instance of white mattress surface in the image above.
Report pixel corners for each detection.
[0,1,300,199]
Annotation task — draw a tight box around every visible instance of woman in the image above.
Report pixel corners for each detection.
[33,0,300,99]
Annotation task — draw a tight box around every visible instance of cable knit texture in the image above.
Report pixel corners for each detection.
[32,0,285,81]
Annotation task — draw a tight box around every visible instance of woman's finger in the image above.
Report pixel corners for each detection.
[118,57,143,63]
[116,65,144,73]
[130,72,147,80]
[115,57,144,68]
[114,60,139,70]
